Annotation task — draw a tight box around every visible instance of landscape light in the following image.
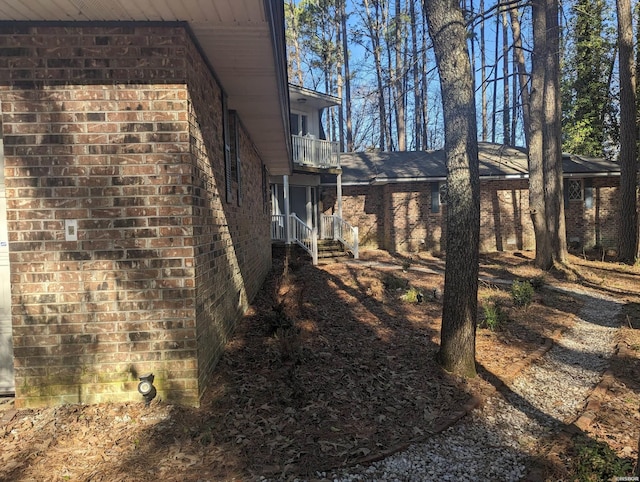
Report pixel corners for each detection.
[137,373,156,406]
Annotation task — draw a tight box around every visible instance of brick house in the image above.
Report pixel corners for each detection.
[269,84,359,264]
[0,1,292,408]
[322,143,631,254]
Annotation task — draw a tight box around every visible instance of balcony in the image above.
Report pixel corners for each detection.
[292,134,340,169]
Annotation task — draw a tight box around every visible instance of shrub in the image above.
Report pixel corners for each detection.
[401,286,423,303]
[383,274,408,291]
[573,437,634,481]
[511,280,534,308]
[480,301,507,331]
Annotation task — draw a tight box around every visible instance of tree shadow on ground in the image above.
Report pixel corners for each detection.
[99,255,482,480]
[2,251,639,481]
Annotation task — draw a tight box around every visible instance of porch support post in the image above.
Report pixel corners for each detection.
[284,175,291,244]
[319,192,325,240]
[334,172,343,241]
[337,172,343,218]
[306,185,313,227]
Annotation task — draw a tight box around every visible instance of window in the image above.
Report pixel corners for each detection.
[223,94,232,204]
[230,111,242,207]
[263,166,269,214]
[289,113,308,136]
[439,182,448,205]
[431,181,447,213]
[567,179,583,201]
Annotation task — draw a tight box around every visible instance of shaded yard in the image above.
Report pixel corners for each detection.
[0,250,639,481]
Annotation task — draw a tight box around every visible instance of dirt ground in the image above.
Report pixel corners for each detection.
[0,249,639,481]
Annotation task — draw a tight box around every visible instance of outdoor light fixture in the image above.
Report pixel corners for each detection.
[137,373,156,406]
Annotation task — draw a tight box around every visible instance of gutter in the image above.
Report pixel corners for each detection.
[323,171,620,187]
[264,0,293,171]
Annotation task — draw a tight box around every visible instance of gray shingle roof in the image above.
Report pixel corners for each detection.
[337,142,620,185]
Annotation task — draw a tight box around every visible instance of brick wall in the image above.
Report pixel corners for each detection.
[184,39,271,400]
[564,178,621,249]
[334,177,627,254]
[0,24,271,408]
[478,180,533,252]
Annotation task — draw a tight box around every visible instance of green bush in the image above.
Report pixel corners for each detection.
[574,437,634,481]
[511,280,534,308]
[401,286,423,303]
[480,301,507,331]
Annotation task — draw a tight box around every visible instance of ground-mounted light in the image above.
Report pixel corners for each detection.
[137,373,156,406]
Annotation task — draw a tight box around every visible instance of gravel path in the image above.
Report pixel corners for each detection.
[267,285,622,482]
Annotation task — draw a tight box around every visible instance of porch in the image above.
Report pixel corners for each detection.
[271,213,358,265]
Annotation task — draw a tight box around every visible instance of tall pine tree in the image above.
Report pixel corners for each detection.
[562,0,614,157]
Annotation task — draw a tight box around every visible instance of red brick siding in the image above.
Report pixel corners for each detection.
[564,178,621,249]
[184,39,271,400]
[478,180,533,252]
[0,24,270,408]
[335,177,629,254]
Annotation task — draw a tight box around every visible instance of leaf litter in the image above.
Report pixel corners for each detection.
[0,250,638,481]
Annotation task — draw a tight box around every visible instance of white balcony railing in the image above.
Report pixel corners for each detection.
[292,135,340,169]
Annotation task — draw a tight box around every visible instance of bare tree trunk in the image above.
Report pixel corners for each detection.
[543,0,567,265]
[602,43,618,133]
[285,0,304,86]
[364,0,388,150]
[491,10,499,143]
[617,0,639,263]
[341,0,353,152]
[529,0,552,268]
[337,5,345,152]
[410,0,422,150]
[502,10,511,145]
[480,0,488,141]
[384,2,396,151]
[421,10,430,149]
[468,0,477,102]
[423,0,480,378]
[510,6,531,146]
[394,0,406,150]
[529,0,567,269]
[511,45,518,143]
